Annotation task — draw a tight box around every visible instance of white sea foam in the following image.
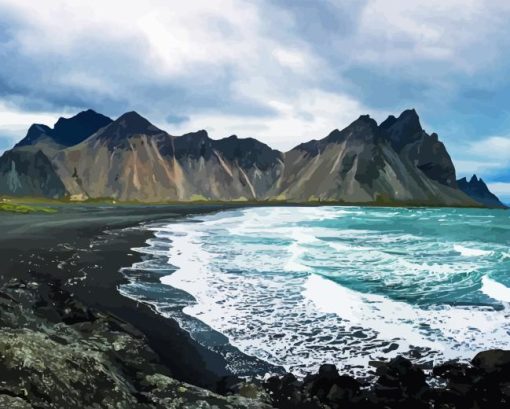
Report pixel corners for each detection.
[120,206,510,377]
[304,274,510,357]
[481,276,510,303]
[302,274,439,350]
[454,244,493,257]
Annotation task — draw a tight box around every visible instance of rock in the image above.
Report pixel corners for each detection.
[141,374,272,408]
[304,364,340,400]
[217,375,243,395]
[302,364,361,407]
[46,282,97,324]
[318,363,339,378]
[0,328,142,408]
[501,382,510,399]
[238,382,271,402]
[0,395,33,409]
[326,375,360,403]
[433,360,480,383]
[4,274,510,408]
[374,355,428,405]
[472,349,510,380]
[0,279,275,409]
[431,355,510,408]
[428,387,469,409]
[265,373,305,408]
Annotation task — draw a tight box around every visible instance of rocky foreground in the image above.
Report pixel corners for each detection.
[1,277,509,409]
[0,278,269,409]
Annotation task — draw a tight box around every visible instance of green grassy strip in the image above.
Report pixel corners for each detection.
[0,203,57,214]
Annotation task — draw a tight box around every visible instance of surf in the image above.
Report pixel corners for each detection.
[120,206,510,377]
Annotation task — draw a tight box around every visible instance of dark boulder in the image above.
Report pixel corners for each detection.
[303,364,361,406]
[217,375,243,395]
[372,355,429,408]
[376,356,427,395]
[433,360,477,380]
[326,375,361,403]
[265,373,306,408]
[472,349,510,380]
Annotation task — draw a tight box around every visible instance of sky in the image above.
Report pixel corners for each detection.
[0,0,509,202]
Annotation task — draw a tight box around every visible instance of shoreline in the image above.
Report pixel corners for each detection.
[119,205,510,380]
[0,204,278,390]
[3,194,507,210]
[1,204,509,408]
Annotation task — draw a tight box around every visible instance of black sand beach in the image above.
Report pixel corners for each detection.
[0,204,278,390]
[2,204,510,409]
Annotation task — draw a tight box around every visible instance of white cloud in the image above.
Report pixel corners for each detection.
[468,136,510,161]
[0,0,509,180]
[0,101,62,134]
[2,0,321,81]
[355,0,510,74]
[0,101,66,153]
[271,48,310,73]
[487,182,510,202]
[0,0,370,149]
[165,89,388,151]
[451,135,510,184]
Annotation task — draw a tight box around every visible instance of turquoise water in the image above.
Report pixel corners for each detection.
[120,206,510,377]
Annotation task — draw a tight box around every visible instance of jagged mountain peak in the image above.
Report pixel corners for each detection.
[180,129,209,138]
[327,129,341,138]
[458,174,506,208]
[54,109,109,127]
[400,108,419,119]
[93,111,163,148]
[16,124,53,147]
[115,111,160,133]
[350,114,379,130]
[379,115,397,130]
[330,114,379,142]
[357,114,375,123]
[51,109,112,146]
[176,130,211,146]
[380,109,419,129]
[381,108,424,151]
[16,109,112,148]
[0,107,480,206]
[213,134,283,171]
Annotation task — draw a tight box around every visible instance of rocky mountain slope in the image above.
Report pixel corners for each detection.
[272,110,469,204]
[457,175,507,208]
[0,149,66,198]
[0,108,481,206]
[0,110,112,198]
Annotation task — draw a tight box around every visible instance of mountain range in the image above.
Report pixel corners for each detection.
[457,175,506,208]
[0,108,505,207]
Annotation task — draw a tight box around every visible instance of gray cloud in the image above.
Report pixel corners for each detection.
[0,0,508,185]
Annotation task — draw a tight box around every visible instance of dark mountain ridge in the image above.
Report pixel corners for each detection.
[16,109,112,148]
[457,175,506,208]
[0,108,499,206]
[93,111,163,149]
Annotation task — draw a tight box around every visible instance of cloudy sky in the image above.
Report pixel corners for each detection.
[0,0,509,201]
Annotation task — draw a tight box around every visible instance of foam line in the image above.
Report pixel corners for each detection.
[481,276,510,303]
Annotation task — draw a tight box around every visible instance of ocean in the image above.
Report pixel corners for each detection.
[119,206,510,378]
